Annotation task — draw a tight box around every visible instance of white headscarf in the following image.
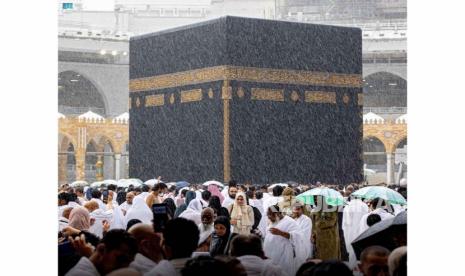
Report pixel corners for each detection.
[125,196,153,228]
[179,199,203,225]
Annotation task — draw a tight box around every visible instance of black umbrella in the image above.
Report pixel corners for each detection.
[351,211,407,260]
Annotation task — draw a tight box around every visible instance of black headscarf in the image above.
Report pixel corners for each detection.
[163,198,176,220]
[210,216,233,257]
[116,191,126,205]
[208,196,230,219]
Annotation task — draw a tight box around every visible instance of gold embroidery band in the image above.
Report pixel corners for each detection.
[222,81,231,182]
[251,88,284,101]
[145,94,165,107]
[180,89,203,103]
[129,65,363,92]
[305,91,337,104]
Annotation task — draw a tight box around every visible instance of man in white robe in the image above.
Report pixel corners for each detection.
[125,197,153,228]
[231,234,288,276]
[263,205,308,276]
[342,197,369,269]
[120,192,135,215]
[89,208,113,238]
[221,185,237,208]
[128,224,163,274]
[292,203,313,259]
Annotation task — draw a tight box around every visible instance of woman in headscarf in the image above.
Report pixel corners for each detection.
[125,196,153,228]
[174,190,196,218]
[227,192,254,235]
[278,187,298,216]
[163,198,177,220]
[209,216,237,257]
[208,195,230,219]
[179,198,203,225]
[68,206,91,231]
[207,184,224,204]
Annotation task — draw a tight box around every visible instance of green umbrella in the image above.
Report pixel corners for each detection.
[296,187,345,206]
[352,186,406,205]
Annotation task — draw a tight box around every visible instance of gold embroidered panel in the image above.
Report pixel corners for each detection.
[251,88,284,101]
[145,94,165,107]
[129,65,363,92]
[305,91,337,104]
[180,89,203,103]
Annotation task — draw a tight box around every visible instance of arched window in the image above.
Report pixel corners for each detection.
[363,136,387,171]
[58,71,106,116]
[363,72,407,107]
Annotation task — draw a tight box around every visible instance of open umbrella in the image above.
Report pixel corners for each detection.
[202,180,224,188]
[364,168,376,176]
[296,187,344,206]
[144,179,160,186]
[352,186,406,205]
[90,181,105,188]
[117,178,143,188]
[269,183,288,189]
[351,211,407,260]
[70,180,88,187]
[103,179,117,185]
[176,181,190,189]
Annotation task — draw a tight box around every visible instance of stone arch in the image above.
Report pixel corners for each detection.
[58,70,109,116]
[96,135,116,153]
[363,65,407,81]
[363,71,407,107]
[59,132,77,152]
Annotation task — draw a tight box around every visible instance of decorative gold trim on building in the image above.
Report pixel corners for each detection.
[129,65,363,92]
[251,88,284,101]
[357,93,363,106]
[169,94,175,104]
[305,91,337,104]
[145,94,165,107]
[343,94,350,104]
[135,97,141,107]
[237,87,245,98]
[208,88,214,99]
[291,91,300,102]
[223,80,231,183]
[181,89,203,103]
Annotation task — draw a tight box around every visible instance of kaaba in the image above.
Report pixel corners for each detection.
[129,16,363,185]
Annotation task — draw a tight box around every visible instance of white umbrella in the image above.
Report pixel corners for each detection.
[90,181,105,188]
[144,179,160,186]
[70,180,89,187]
[103,179,117,185]
[117,178,143,188]
[202,180,224,188]
[166,182,177,188]
[269,183,288,189]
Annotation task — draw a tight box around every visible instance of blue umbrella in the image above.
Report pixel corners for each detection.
[176,181,190,189]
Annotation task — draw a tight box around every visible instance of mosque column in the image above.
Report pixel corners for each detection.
[96,155,104,181]
[58,154,67,184]
[75,149,86,181]
[114,153,121,180]
[386,152,395,185]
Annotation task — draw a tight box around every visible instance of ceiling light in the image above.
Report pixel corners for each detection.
[111,50,117,56]
[388,83,397,86]
[122,51,128,56]
[100,49,107,55]
[76,74,80,77]
[70,79,79,82]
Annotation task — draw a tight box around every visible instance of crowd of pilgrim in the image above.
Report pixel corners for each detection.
[58,179,407,276]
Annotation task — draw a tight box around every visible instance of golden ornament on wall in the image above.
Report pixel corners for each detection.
[237,87,245,98]
[135,97,141,107]
[169,94,175,104]
[208,88,214,99]
[291,91,300,102]
[343,93,350,104]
